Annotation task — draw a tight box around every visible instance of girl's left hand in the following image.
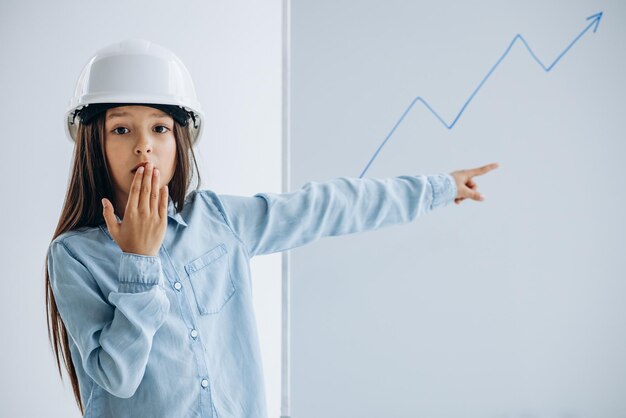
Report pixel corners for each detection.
[449,162,499,205]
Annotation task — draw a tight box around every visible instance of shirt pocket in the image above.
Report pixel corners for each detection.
[184,244,236,315]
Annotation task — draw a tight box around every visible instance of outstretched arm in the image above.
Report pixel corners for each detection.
[202,173,458,258]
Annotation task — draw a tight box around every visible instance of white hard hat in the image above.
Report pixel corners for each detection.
[65,39,204,145]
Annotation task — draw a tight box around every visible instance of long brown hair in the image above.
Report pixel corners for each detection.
[44,111,202,414]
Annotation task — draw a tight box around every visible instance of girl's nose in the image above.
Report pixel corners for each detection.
[134,131,153,154]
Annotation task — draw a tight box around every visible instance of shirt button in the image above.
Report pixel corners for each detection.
[173,282,182,291]
[201,379,209,388]
[190,329,198,338]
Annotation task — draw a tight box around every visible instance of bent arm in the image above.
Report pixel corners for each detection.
[48,241,170,399]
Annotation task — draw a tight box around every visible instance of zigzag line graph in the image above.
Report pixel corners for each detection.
[358,12,603,178]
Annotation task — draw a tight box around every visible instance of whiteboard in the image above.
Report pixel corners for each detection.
[285,1,626,417]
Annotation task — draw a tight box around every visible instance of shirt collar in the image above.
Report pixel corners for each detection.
[99,195,188,241]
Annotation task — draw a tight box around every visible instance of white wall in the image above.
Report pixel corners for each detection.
[0,1,283,417]
[288,1,625,417]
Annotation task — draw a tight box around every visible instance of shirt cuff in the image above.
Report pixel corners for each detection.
[118,252,164,293]
[427,173,457,210]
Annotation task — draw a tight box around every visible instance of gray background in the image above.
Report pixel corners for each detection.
[288,1,625,417]
[0,1,283,417]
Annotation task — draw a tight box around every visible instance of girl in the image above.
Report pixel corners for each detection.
[45,39,498,418]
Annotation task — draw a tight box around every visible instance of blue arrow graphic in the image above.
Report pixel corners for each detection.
[358,12,603,178]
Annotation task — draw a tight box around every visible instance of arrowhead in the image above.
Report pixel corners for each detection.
[586,12,603,33]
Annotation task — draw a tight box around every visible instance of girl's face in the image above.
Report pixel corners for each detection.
[104,105,177,207]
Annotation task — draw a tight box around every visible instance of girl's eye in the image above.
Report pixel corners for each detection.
[113,127,129,135]
[110,126,170,135]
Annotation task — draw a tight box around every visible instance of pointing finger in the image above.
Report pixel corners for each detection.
[468,162,499,177]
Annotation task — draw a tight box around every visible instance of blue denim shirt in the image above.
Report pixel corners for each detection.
[47,173,457,418]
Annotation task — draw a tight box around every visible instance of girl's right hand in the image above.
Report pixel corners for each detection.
[101,162,169,256]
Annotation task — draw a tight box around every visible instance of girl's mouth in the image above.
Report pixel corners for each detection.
[131,162,154,173]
